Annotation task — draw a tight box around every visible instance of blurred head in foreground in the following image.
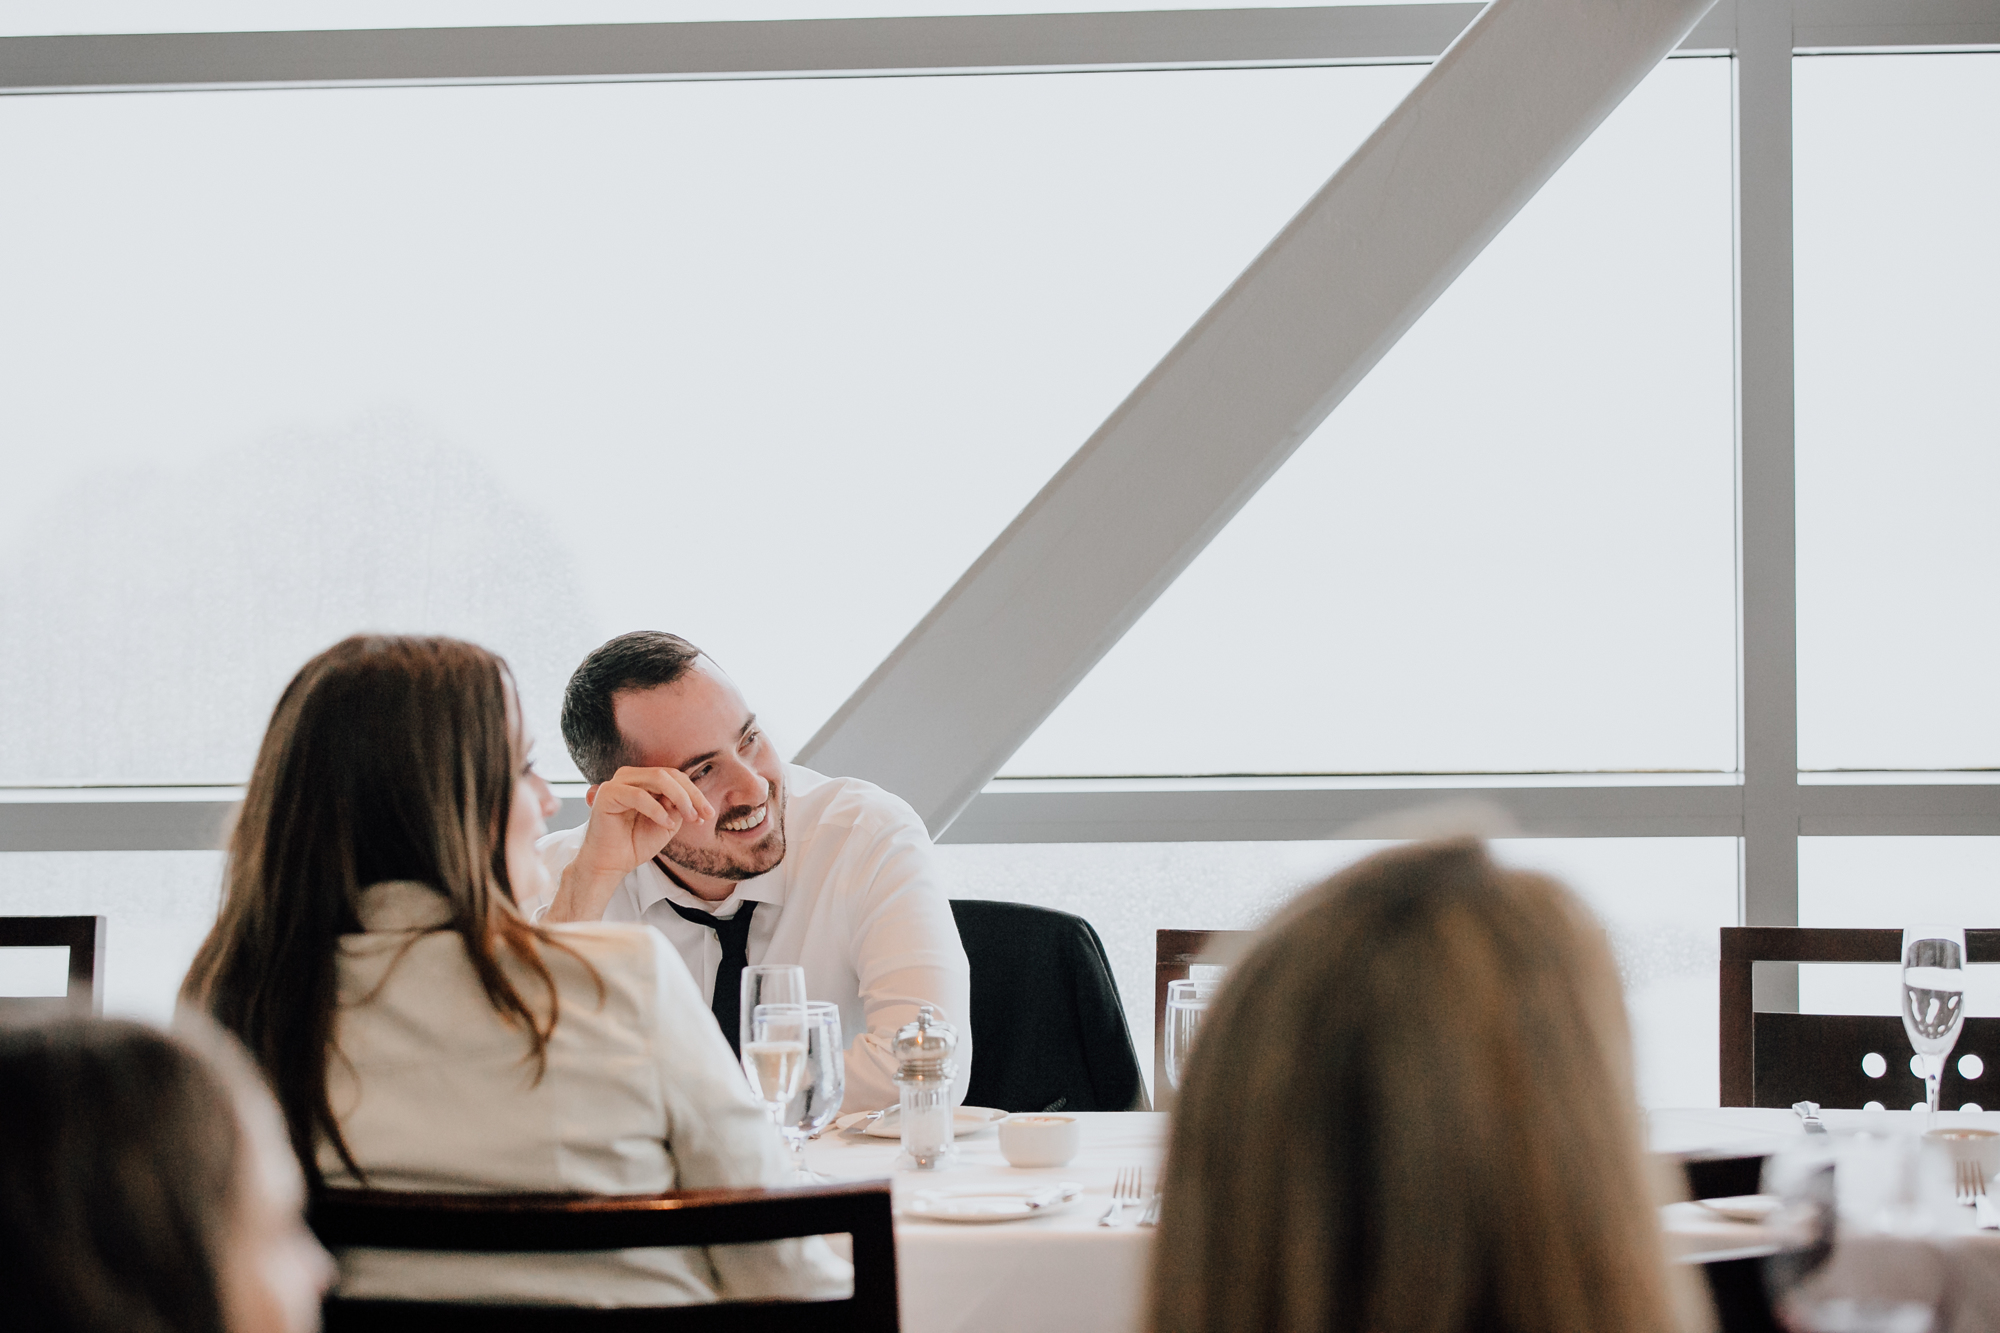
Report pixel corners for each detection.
[1150,838,1692,1333]
[0,1016,333,1333]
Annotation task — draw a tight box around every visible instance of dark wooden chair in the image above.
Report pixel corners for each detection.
[1677,1152,1834,1333]
[1721,927,2000,1109]
[1154,928,1251,1099]
[312,1180,899,1332]
[950,900,1147,1112]
[0,915,105,1015]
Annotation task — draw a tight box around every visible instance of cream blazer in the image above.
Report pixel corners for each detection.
[321,880,849,1306]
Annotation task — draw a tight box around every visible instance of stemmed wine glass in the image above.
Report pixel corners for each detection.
[1901,924,1966,1127]
[777,1002,846,1182]
[740,963,807,1028]
[1164,978,1222,1090]
[740,964,809,1129]
[743,1002,810,1130]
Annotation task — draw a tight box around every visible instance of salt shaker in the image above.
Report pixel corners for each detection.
[892,1004,958,1169]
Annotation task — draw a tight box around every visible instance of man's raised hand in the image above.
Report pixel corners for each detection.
[544,767,714,924]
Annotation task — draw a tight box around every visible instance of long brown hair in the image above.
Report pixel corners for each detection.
[1149,839,1694,1333]
[183,633,575,1187]
[0,1017,243,1333]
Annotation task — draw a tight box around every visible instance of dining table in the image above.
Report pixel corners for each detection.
[801,1105,2000,1333]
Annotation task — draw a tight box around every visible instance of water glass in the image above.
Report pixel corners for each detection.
[739,963,807,1043]
[779,1002,846,1180]
[1164,978,1222,1090]
[742,1003,809,1127]
[1901,925,1966,1126]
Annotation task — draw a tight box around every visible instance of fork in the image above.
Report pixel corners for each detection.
[1957,1159,1989,1206]
[1099,1166,1143,1227]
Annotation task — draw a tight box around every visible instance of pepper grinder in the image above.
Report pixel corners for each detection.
[892,1004,958,1170]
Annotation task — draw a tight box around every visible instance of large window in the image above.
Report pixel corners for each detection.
[0,64,1415,782]
[1004,57,1735,778]
[944,836,1737,1105]
[1795,53,2000,773]
[0,852,223,1020]
[7,4,1998,1110]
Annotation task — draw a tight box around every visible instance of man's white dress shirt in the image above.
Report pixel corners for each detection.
[323,880,847,1306]
[534,763,971,1112]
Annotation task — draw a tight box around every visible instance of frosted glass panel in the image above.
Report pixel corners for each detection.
[942,836,1738,1107]
[0,65,1416,784]
[1796,54,2000,771]
[0,853,226,1021]
[1005,57,1736,777]
[1799,836,2000,1017]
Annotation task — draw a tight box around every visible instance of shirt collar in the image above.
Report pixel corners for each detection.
[636,850,790,919]
[354,880,456,932]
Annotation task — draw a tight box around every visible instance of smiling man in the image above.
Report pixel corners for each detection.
[532,631,971,1113]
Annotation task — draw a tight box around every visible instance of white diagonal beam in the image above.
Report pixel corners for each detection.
[799,0,1720,834]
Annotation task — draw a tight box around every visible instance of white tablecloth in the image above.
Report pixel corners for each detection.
[1654,1107,2000,1333]
[804,1111,1166,1333]
[803,1107,2000,1333]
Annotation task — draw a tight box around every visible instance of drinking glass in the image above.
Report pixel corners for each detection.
[1164,979,1222,1090]
[742,1002,810,1128]
[1902,925,1966,1127]
[740,963,808,1037]
[778,1002,846,1181]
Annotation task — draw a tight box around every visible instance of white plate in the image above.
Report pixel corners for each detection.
[901,1184,1082,1224]
[834,1106,1007,1139]
[1695,1194,1784,1224]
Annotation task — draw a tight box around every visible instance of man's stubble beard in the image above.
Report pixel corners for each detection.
[660,783,787,882]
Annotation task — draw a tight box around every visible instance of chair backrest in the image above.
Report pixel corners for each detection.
[1678,1152,1819,1333]
[1154,928,1252,1101]
[949,899,1146,1113]
[1720,927,2000,1108]
[0,915,105,1016]
[311,1180,899,1332]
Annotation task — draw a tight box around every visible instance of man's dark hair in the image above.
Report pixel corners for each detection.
[561,631,705,783]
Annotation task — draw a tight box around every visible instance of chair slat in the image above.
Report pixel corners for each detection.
[313,1181,899,1332]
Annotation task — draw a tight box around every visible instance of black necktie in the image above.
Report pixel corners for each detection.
[659,888,759,1057]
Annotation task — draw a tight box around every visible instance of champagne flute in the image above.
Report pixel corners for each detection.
[778,1002,846,1181]
[1901,924,1966,1127]
[739,962,806,1066]
[1164,978,1222,1090]
[743,1002,809,1129]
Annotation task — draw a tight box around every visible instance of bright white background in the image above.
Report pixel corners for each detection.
[1006,57,1737,776]
[0,64,1420,784]
[1795,53,2000,772]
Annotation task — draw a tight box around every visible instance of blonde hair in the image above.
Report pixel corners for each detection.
[1149,838,1692,1333]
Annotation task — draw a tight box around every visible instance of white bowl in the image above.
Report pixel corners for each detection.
[998,1113,1081,1168]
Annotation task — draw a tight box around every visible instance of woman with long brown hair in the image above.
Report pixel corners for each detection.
[1149,838,1704,1333]
[182,633,842,1305]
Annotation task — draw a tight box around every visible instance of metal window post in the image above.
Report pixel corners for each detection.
[1735,0,1800,1009]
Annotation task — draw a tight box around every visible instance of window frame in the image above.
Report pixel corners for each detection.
[5,2,1999,1002]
